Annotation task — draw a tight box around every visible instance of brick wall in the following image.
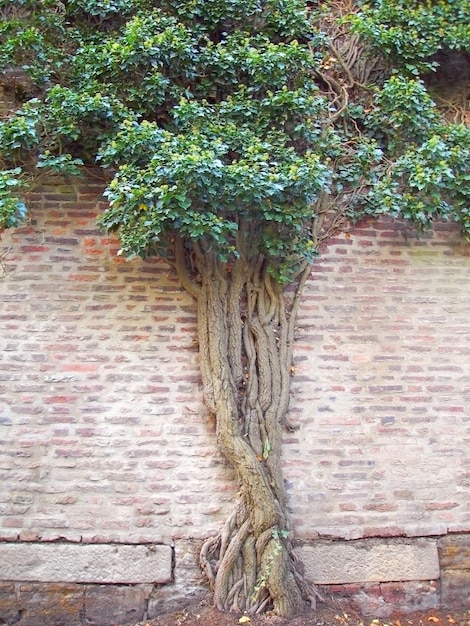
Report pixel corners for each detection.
[0,177,237,545]
[1,177,470,622]
[287,219,470,541]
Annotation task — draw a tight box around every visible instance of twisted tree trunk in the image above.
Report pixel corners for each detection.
[175,238,320,616]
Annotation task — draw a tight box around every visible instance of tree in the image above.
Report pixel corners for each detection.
[0,0,469,617]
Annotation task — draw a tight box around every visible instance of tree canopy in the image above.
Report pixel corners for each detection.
[1,0,469,617]
[1,0,469,255]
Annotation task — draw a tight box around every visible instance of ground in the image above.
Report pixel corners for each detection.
[135,596,470,626]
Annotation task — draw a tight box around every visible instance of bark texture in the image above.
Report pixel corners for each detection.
[175,238,321,617]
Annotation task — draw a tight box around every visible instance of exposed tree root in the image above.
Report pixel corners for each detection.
[200,496,310,616]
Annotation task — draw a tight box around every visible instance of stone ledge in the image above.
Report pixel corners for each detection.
[0,543,172,584]
[297,538,439,584]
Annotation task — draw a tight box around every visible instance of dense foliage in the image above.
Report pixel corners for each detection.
[1,0,469,258]
[1,0,469,617]
[350,0,470,70]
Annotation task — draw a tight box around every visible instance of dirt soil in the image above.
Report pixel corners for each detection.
[134,595,470,626]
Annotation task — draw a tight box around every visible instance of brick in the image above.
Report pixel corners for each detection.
[439,534,470,569]
[84,585,146,626]
[16,583,83,626]
[440,570,470,609]
[380,581,405,603]
[0,582,20,624]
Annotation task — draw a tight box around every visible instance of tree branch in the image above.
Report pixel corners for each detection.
[174,237,200,299]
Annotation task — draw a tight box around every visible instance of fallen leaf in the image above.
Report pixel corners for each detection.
[428,618,440,623]
[239,616,251,624]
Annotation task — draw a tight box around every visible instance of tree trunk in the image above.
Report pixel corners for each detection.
[175,240,320,617]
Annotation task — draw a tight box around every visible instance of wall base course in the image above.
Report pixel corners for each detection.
[84,585,147,626]
[0,543,172,584]
[0,535,469,623]
[439,533,470,609]
[0,579,443,625]
[0,581,212,626]
[297,537,439,584]
[0,583,20,625]
[440,571,470,610]
[323,580,440,618]
[0,583,84,626]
